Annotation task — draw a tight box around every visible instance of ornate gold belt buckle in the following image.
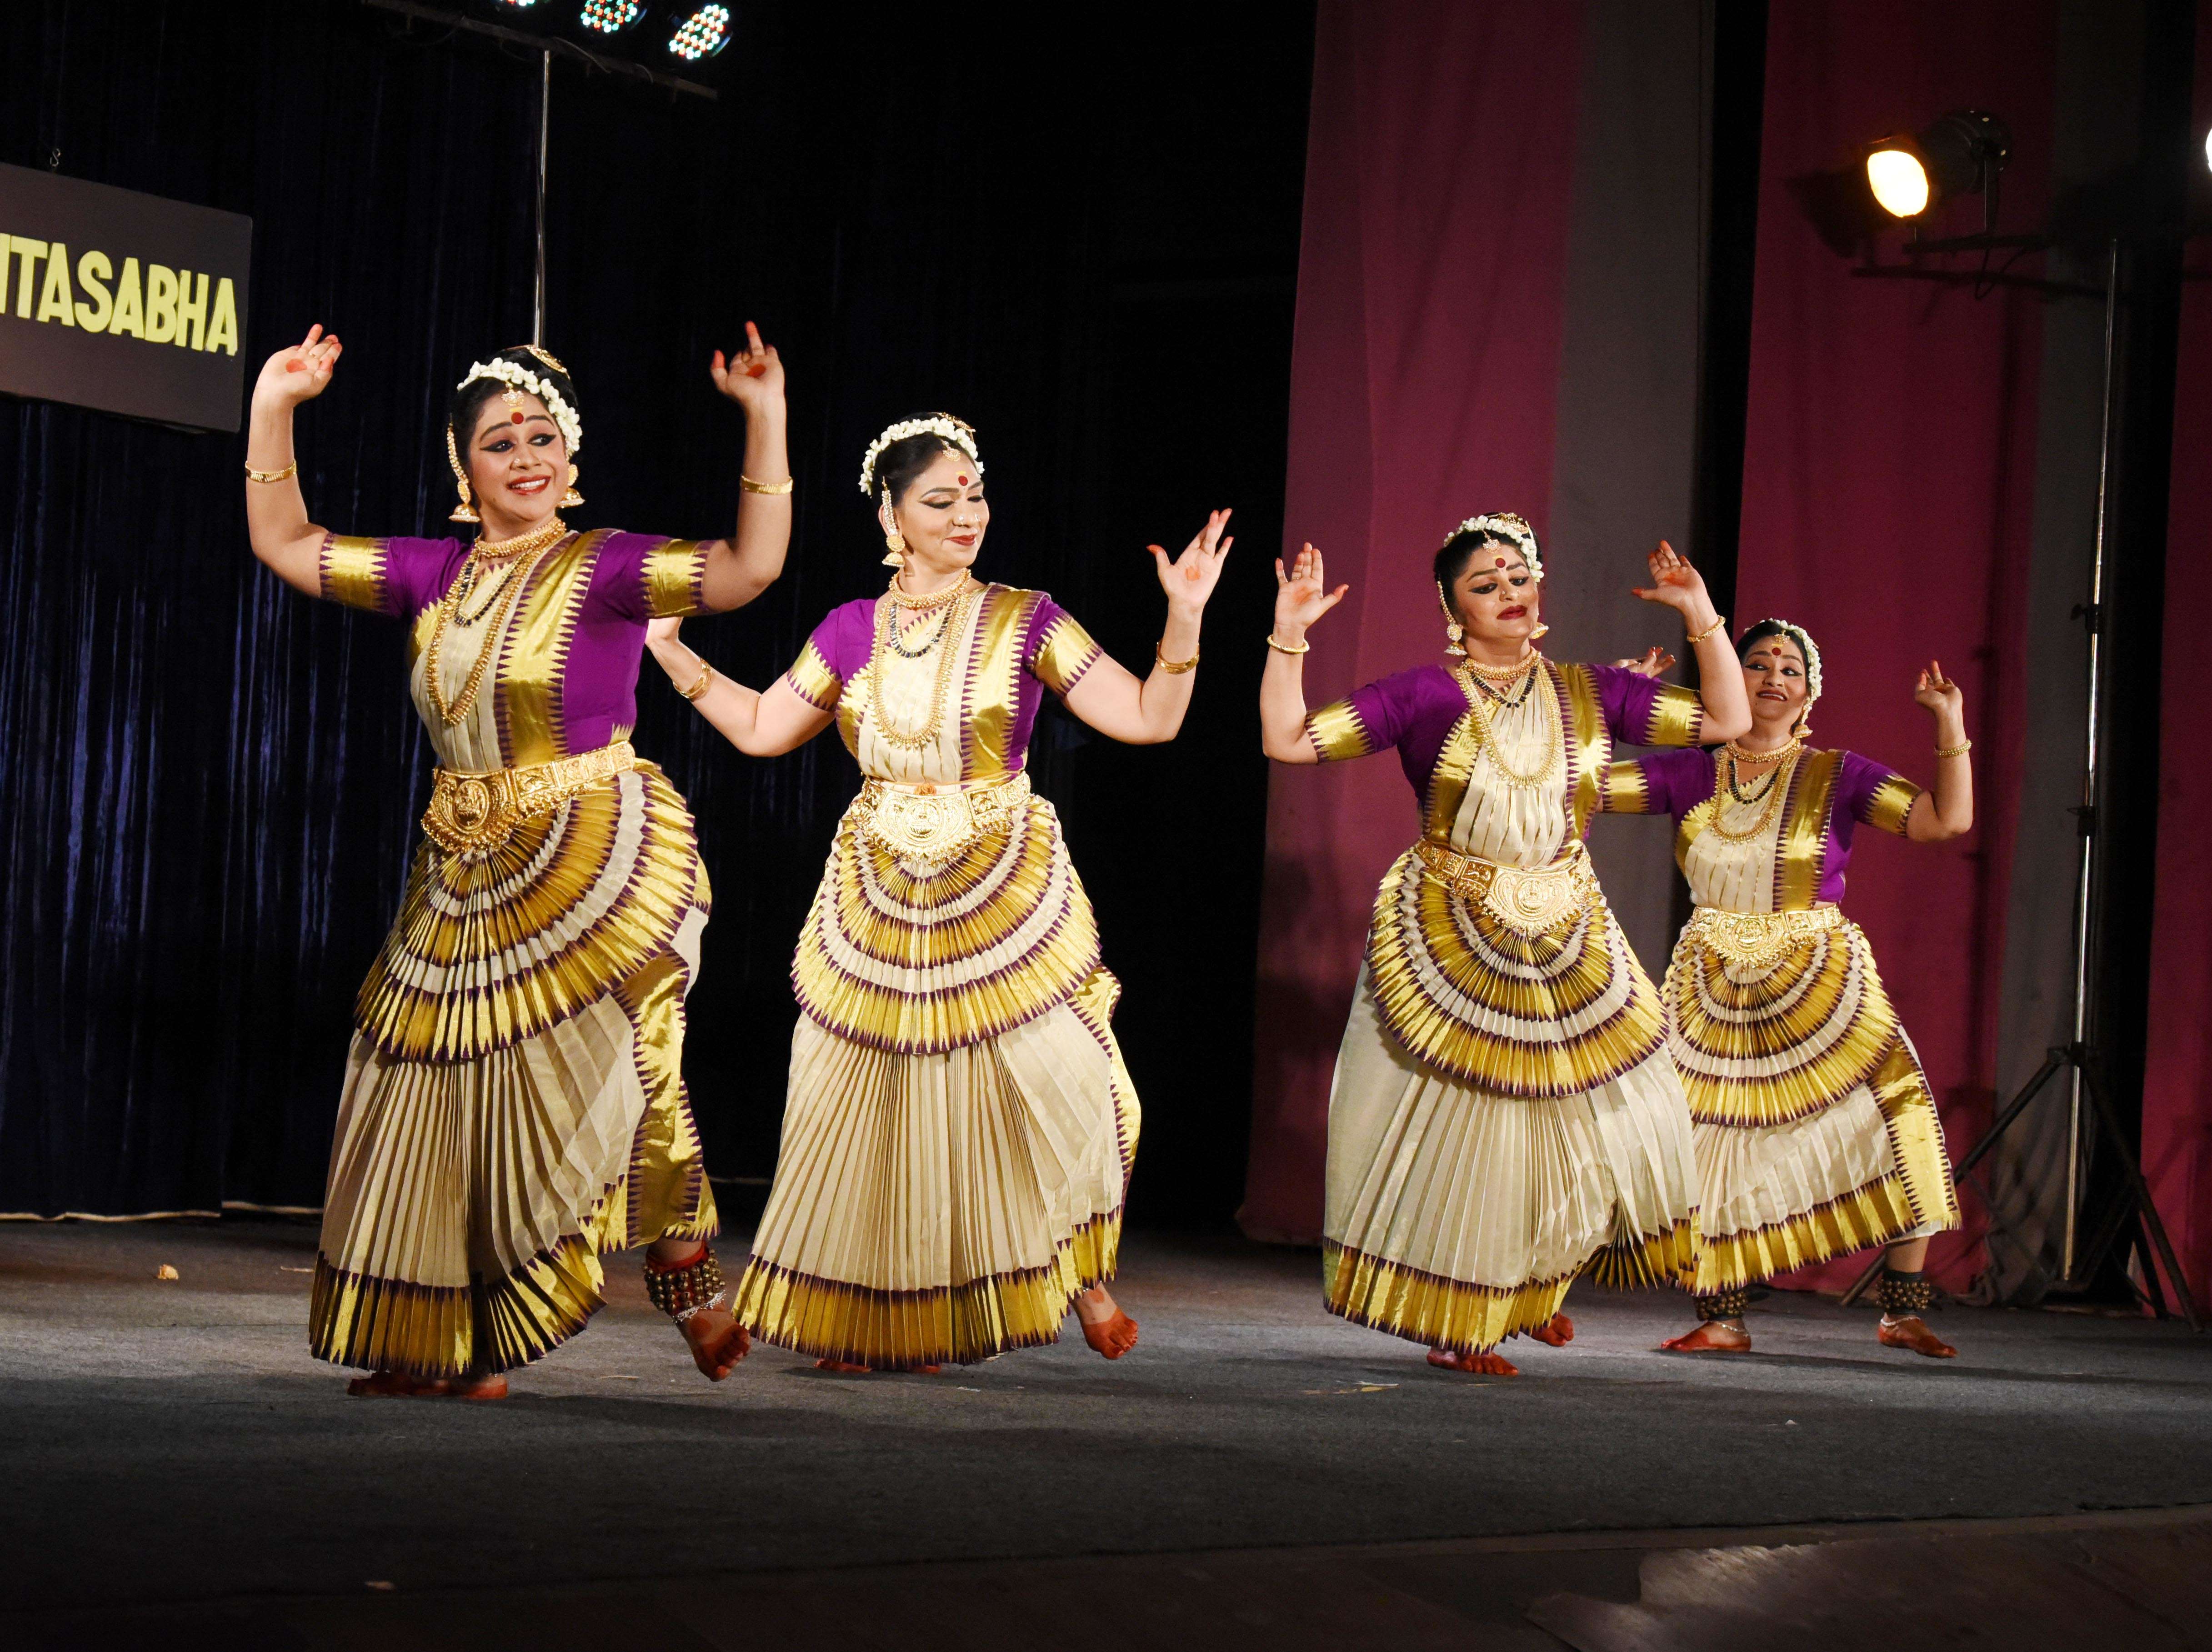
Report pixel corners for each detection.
[1482,862,1581,937]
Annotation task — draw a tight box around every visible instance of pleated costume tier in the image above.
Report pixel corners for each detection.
[1605,747,1961,1293]
[309,529,719,1377]
[731,582,1137,1368]
[1305,659,1707,1355]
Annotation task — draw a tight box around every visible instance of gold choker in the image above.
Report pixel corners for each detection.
[474,515,570,561]
[888,571,976,611]
[1461,650,1539,684]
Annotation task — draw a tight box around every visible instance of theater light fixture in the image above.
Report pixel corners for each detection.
[2203,125,2212,173]
[1864,110,2012,229]
[668,4,731,60]
[579,0,643,31]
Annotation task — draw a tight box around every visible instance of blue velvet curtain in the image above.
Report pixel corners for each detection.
[1,0,1311,1220]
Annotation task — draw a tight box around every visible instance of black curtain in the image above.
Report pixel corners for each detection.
[0,0,1313,1224]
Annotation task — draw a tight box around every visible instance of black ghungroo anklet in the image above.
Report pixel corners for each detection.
[644,1244,726,1322]
[1697,1288,1751,1322]
[1877,1268,1936,1317]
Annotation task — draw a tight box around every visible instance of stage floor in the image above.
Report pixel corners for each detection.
[5,1219,2210,1648]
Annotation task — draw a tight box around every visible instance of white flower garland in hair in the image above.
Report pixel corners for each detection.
[857,416,982,498]
[1445,511,1544,579]
[457,359,583,453]
[1750,618,1823,698]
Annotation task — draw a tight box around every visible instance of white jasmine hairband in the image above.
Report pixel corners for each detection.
[857,416,982,497]
[458,357,583,453]
[1446,511,1544,579]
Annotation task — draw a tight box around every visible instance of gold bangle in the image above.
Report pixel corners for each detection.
[245,461,298,484]
[1155,641,1200,674]
[1934,738,1972,760]
[678,660,715,701]
[740,474,794,495]
[1266,634,1311,655]
[1685,613,1727,646]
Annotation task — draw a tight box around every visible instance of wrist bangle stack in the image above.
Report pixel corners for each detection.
[245,461,298,484]
[1685,613,1728,646]
[1155,642,1200,674]
[679,661,715,701]
[1266,634,1311,655]
[1934,737,1972,760]
[740,474,794,495]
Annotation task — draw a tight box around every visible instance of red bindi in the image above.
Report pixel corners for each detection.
[1494,556,1507,567]
[957,473,970,486]
[510,410,525,425]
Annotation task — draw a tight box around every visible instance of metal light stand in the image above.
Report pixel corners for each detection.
[1839,240,2202,1328]
[534,48,550,348]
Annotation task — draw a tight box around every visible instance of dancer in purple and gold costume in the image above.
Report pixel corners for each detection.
[1259,517,1751,1376]
[244,322,792,1397]
[647,414,1231,1371]
[1605,619,1970,1358]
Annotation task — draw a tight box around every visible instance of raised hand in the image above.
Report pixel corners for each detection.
[710,320,785,415]
[1914,658,1964,721]
[1274,542,1349,638]
[1151,508,1234,616]
[1629,540,1712,618]
[253,324,341,410]
[1611,645,1677,679]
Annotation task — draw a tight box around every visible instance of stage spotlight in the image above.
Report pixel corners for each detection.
[667,4,731,60]
[2203,126,2212,173]
[1864,110,2011,222]
[579,0,643,30]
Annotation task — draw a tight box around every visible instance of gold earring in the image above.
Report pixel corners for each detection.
[450,479,480,524]
[560,463,584,508]
[881,518,907,567]
[1437,582,1466,658]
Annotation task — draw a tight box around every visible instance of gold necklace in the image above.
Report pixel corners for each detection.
[1724,733,1803,766]
[423,540,556,727]
[1461,649,1539,684]
[867,583,975,752]
[1704,747,1798,843]
[887,571,975,612]
[475,515,570,560]
[1456,662,1561,790]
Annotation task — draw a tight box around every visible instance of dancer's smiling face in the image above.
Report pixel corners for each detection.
[1742,635,1811,732]
[468,392,568,536]
[886,447,990,580]
[1446,541,1542,649]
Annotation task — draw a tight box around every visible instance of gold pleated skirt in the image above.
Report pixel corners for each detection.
[734,970,1138,1368]
[1666,916,1960,1293]
[309,766,717,1378]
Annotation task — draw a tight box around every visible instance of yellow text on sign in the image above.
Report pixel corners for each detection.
[0,235,239,355]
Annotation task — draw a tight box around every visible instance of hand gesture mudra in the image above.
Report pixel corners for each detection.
[1152,508,1234,615]
[709,320,784,414]
[1611,645,1677,679]
[254,324,342,409]
[1629,540,1712,618]
[647,616,683,649]
[1914,658,1964,720]
[1274,542,1349,637]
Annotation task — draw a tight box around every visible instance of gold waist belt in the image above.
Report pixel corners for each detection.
[1414,838,1595,938]
[856,771,1031,860]
[1685,902,1845,969]
[422,740,636,859]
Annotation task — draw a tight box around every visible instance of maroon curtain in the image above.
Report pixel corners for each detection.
[1733,0,2062,1294]
[1240,0,1585,1241]
[2141,10,2212,1306]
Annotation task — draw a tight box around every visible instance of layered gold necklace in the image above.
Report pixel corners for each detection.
[1705,743,1801,844]
[868,577,978,752]
[1454,657,1561,790]
[422,517,569,728]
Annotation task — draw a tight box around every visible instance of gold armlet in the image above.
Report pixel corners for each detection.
[1155,642,1200,674]
[679,661,715,702]
[740,474,795,495]
[245,461,298,484]
[1265,634,1311,655]
[1934,738,1972,760]
[1685,613,1727,646]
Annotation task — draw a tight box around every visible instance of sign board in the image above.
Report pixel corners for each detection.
[0,163,253,433]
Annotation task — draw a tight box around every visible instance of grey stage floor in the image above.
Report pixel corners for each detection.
[5,1219,2211,1648]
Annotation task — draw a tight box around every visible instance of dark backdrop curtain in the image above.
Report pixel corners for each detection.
[0,0,1312,1220]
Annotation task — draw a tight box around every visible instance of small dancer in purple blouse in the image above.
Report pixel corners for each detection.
[646,414,1231,1372]
[1259,516,1752,1375]
[243,320,792,1398]
[1604,619,1973,1357]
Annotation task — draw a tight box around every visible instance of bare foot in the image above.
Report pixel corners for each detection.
[1527,1312,1575,1347]
[1074,1285,1138,1359]
[680,1306,750,1381]
[1877,1316,1956,1358]
[1659,1321,1752,1353]
[1427,1347,1519,1376]
[346,1370,508,1400]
